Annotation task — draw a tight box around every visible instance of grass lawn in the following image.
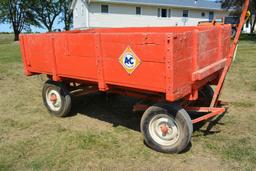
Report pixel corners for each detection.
[0,33,256,171]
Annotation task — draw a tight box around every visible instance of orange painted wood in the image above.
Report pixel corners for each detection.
[20,25,231,102]
[192,58,227,81]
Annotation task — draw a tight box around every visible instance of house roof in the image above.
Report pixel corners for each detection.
[71,0,223,11]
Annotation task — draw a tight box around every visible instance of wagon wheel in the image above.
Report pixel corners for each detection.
[42,80,72,117]
[141,103,193,153]
[195,85,214,107]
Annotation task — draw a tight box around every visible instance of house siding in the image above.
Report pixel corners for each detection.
[73,0,89,29]
[73,1,226,29]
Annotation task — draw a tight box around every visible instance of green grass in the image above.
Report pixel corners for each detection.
[0,34,21,64]
[224,138,256,163]
[0,33,256,171]
[230,101,255,108]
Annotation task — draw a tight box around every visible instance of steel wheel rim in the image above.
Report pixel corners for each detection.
[149,115,180,146]
[46,89,62,112]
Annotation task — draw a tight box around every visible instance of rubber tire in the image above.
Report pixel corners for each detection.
[42,80,72,117]
[196,85,214,107]
[140,103,193,154]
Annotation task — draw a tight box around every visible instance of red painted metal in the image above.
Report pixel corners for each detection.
[133,104,149,112]
[189,107,226,124]
[160,124,169,135]
[19,0,249,124]
[50,94,57,102]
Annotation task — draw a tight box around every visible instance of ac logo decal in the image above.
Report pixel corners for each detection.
[119,46,141,74]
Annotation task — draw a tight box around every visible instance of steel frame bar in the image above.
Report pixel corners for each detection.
[185,107,226,124]
[133,104,226,124]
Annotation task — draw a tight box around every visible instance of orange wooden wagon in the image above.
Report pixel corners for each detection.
[19,1,249,153]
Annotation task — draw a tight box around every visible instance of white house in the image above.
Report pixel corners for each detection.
[70,0,226,29]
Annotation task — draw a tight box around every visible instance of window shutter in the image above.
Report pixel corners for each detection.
[168,9,171,18]
[158,8,161,17]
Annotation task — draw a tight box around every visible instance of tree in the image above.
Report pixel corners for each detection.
[29,0,62,32]
[60,0,73,31]
[222,0,256,34]
[0,0,38,41]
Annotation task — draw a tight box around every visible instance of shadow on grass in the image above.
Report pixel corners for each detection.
[71,92,226,136]
[239,34,256,42]
[71,92,142,132]
[192,111,226,137]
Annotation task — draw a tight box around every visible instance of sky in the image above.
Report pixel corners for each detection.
[0,24,46,33]
[0,18,64,33]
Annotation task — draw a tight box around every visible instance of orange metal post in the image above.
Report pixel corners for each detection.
[210,0,250,107]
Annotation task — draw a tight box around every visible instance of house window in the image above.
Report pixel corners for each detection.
[209,11,214,21]
[158,8,171,18]
[183,10,189,17]
[101,5,109,13]
[161,9,167,18]
[201,12,205,17]
[136,7,141,15]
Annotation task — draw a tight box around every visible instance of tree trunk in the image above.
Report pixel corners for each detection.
[14,31,20,41]
[47,24,53,32]
[65,22,70,31]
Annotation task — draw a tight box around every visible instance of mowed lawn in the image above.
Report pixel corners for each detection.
[0,33,256,171]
